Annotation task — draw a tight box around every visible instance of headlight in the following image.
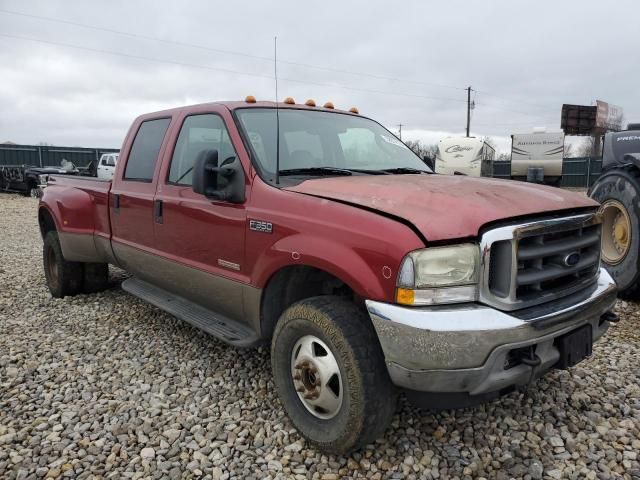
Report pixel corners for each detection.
[396,244,480,306]
[38,174,49,184]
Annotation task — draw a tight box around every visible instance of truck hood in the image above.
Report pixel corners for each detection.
[285,175,598,241]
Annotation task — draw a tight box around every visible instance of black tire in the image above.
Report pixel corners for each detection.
[589,169,640,298]
[43,231,84,298]
[23,181,37,197]
[83,263,109,293]
[271,296,397,454]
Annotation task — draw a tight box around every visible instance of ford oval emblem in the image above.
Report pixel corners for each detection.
[563,252,581,267]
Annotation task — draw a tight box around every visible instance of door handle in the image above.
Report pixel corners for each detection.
[154,199,163,224]
[112,194,120,213]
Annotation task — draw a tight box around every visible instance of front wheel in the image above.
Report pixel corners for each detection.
[590,169,640,297]
[271,296,397,454]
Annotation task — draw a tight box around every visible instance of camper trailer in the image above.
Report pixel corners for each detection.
[510,130,564,184]
[434,137,495,177]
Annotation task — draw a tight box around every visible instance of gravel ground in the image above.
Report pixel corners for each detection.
[1,193,639,480]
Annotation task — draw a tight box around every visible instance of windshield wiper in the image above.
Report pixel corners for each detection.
[278,167,354,177]
[379,167,429,174]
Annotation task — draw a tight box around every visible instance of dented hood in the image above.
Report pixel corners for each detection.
[285,174,597,241]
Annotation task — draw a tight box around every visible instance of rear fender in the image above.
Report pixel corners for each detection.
[41,186,96,235]
[39,186,106,263]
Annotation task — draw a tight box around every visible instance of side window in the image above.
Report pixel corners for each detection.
[168,114,236,186]
[124,118,171,181]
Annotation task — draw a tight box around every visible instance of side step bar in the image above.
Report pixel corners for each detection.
[122,277,260,348]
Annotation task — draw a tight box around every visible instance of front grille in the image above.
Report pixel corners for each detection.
[515,224,600,301]
[482,213,601,311]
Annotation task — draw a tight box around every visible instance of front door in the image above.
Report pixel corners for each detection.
[153,109,250,323]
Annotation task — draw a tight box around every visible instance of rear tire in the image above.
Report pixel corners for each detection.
[83,263,109,293]
[589,169,640,298]
[271,296,397,454]
[43,231,84,298]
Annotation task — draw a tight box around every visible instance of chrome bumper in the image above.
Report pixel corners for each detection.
[366,268,617,395]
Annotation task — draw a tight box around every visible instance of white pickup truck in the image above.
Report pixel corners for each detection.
[97,153,119,180]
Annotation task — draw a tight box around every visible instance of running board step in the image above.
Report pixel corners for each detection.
[122,277,259,348]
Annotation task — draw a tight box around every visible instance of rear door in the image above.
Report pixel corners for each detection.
[110,117,172,276]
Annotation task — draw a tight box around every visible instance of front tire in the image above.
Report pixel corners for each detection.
[43,231,84,298]
[271,296,397,454]
[590,169,640,297]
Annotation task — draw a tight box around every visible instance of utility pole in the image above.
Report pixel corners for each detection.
[397,123,403,140]
[466,86,472,137]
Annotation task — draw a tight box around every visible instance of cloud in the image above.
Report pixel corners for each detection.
[0,0,637,147]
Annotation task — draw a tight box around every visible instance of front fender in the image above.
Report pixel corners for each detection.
[251,233,396,301]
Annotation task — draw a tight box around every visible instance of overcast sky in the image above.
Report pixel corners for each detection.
[0,0,637,153]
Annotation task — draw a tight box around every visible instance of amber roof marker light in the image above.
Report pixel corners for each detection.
[305,99,316,107]
[284,97,295,104]
[323,101,335,109]
[245,95,256,103]
[349,107,359,114]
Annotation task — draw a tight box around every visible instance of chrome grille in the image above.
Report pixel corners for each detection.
[480,213,602,311]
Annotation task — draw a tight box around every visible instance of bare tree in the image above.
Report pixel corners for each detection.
[404,139,438,160]
[570,138,595,158]
[481,136,498,151]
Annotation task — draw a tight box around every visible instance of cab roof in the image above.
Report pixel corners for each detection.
[140,100,360,119]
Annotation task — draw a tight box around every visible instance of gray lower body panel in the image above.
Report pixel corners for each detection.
[122,277,260,347]
[112,241,262,336]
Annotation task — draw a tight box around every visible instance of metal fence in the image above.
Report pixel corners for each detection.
[561,157,602,188]
[0,144,119,168]
[491,157,603,188]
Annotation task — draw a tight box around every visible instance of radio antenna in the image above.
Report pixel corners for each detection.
[274,36,280,185]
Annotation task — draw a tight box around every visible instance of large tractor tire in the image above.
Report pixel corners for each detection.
[589,169,640,298]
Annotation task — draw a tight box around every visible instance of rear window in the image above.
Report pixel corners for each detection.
[124,118,171,181]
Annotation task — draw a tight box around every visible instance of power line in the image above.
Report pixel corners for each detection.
[0,8,467,92]
[0,33,469,104]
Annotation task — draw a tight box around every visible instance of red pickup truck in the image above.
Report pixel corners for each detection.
[39,98,617,453]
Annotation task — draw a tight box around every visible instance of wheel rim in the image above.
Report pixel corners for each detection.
[46,247,59,282]
[30,189,38,198]
[600,199,631,265]
[290,335,343,420]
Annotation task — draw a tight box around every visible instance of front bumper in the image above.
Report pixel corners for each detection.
[366,268,617,396]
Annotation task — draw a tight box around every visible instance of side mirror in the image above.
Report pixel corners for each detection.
[192,149,245,203]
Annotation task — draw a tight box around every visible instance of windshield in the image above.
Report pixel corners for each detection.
[235,108,430,181]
